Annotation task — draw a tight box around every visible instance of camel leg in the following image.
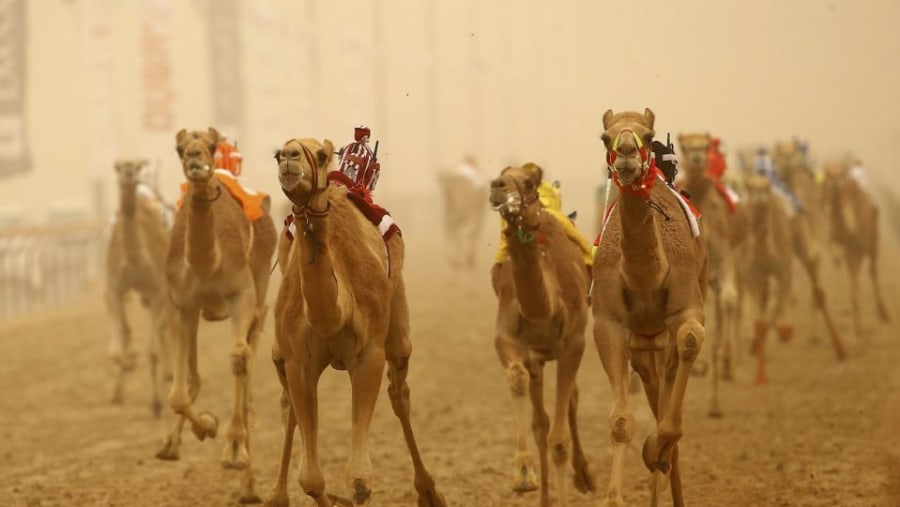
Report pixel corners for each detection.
[548,342,583,507]
[870,213,890,322]
[147,297,168,418]
[266,350,294,507]
[496,337,539,493]
[631,349,664,505]
[642,314,704,507]
[344,345,386,504]
[385,285,446,507]
[157,306,216,460]
[709,289,723,418]
[527,362,551,507]
[284,354,345,507]
[594,317,634,507]
[106,288,135,405]
[568,385,596,494]
[848,256,863,339]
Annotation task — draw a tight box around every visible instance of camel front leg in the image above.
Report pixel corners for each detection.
[869,223,890,322]
[284,355,341,507]
[593,317,633,507]
[345,345,386,505]
[496,337,538,494]
[847,257,863,339]
[147,298,169,418]
[157,306,217,460]
[549,342,585,507]
[266,351,294,507]
[106,288,135,405]
[643,315,705,507]
[528,362,551,507]
[568,385,596,494]
[709,288,723,418]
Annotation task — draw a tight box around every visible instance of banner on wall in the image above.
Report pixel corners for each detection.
[208,0,243,137]
[140,0,175,132]
[0,0,31,177]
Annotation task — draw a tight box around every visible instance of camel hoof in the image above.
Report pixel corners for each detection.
[511,462,539,493]
[222,439,250,470]
[240,492,262,504]
[262,495,289,507]
[191,412,219,441]
[572,458,597,493]
[155,436,180,461]
[641,435,671,473]
[776,325,794,343]
[352,478,372,504]
[416,489,447,507]
[326,494,354,507]
[708,407,723,419]
[151,399,163,418]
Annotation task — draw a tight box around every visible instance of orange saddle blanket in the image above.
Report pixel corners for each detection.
[176,170,268,222]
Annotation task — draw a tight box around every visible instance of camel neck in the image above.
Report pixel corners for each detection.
[298,202,346,336]
[185,182,222,275]
[619,190,668,288]
[507,226,554,324]
[681,175,711,208]
[119,183,137,219]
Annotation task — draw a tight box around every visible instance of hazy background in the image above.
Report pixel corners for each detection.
[2,0,900,239]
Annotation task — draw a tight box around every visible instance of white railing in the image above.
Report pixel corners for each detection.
[0,222,108,318]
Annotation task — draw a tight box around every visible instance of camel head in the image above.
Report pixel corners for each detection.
[175,127,220,183]
[489,164,542,227]
[772,139,807,174]
[678,132,711,178]
[114,158,149,188]
[601,108,656,187]
[821,161,850,200]
[276,138,335,204]
[744,174,775,224]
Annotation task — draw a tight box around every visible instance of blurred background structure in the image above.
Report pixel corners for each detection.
[1,0,900,317]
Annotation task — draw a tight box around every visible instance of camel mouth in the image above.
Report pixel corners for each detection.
[490,191,522,215]
[185,163,212,181]
[616,167,639,186]
[279,170,305,191]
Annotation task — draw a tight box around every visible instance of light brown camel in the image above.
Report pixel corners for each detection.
[267,138,445,507]
[821,161,890,337]
[488,165,596,507]
[677,133,743,418]
[740,175,796,384]
[437,162,489,272]
[105,158,172,416]
[593,108,707,507]
[155,127,277,504]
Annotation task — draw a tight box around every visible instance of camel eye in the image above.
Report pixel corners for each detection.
[290,150,300,158]
[601,134,611,146]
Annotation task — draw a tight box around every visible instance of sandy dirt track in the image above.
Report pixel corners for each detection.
[1,236,899,507]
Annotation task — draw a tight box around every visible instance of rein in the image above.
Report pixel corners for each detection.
[192,184,222,203]
[499,177,543,244]
[281,142,331,264]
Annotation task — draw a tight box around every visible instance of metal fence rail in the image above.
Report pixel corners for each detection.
[0,222,108,318]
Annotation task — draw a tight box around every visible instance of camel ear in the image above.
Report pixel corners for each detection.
[677,134,685,147]
[114,160,124,173]
[207,127,220,154]
[318,139,335,168]
[138,158,150,169]
[602,109,615,130]
[643,108,655,128]
[175,129,187,145]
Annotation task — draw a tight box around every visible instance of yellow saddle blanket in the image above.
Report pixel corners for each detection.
[176,170,268,222]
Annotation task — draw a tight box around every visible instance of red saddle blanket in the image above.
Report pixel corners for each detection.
[284,171,400,242]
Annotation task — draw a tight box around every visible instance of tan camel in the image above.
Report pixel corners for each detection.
[821,161,890,337]
[105,158,172,416]
[593,108,707,507]
[740,175,796,384]
[488,165,596,507]
[154,127,277,504]
[437,162,489,272]
[677,133,743,418]
[266,138,445,507]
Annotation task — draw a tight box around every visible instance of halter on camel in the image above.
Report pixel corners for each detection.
[492,168,546,245]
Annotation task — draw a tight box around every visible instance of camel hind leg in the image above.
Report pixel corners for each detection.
[147,296,170,418]
[385,280,446,507]
[549,342,585,507]
[265,346,294,507]
[568,385,596,494]
[106,288,136,405]
[868,211,890,322]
